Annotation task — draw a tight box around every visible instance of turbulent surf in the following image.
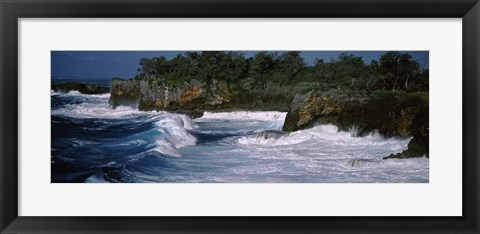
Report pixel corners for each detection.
[51,91,429,183]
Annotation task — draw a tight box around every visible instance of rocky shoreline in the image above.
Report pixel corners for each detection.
[282,89,429,159]
[51,82,109,94]
[51,81,429,159]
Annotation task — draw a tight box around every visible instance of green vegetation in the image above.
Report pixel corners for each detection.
[133,51,428,92]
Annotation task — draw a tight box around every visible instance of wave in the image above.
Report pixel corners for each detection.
[51,90,111,98]
[98,112,198,158]
[199,111,287,122]
[52,89,428,183]
[346,157,429,169]
[237,124,411,151]
[51,91,145,119]
[118,139,148,146]
[85,171,108,183]
[346,158,380,167]
[52,91,198,158]
[152,112,197,157]
[295,125,410,147]
[237,130,291,145]
[52,103,143,119]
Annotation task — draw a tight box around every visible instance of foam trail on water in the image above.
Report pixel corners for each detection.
[51,91,148,119]
[53,103,144,119]
[237,124,410,151]
[199,111,287,122]
[52,90,111,98]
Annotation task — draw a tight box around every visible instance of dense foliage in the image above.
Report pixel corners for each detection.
[133,51,428,92]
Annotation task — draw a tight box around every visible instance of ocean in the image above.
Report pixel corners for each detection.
[51,82,429,183]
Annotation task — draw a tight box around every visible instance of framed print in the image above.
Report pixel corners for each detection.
[1,0,479,233]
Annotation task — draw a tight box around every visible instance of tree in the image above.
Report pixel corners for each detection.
[320,53,365,86]
[397,53,421,90]
[379,51,401,90]
[249,51,278,77]
[224,52,247,81]
[379,51,424,91]
[279,51,306,79]
[365,59,380,90]
[138,57,158,77]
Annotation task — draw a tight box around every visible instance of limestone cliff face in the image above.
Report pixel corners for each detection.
[283,90,349,132]
[108,78,313,113]
[109,79,232,112]
[384,107,429,159]
[282,90,429,158]
[180,85,202,105]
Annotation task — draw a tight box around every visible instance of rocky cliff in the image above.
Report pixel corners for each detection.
[52,82,109,94]
[109,78,318,116]
[282,90,429,159]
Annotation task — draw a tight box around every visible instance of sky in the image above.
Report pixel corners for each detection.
[52,51,429,80]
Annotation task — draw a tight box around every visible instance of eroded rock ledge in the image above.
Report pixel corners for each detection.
[108,78,312,116]
[282,89,429,159]
[52,82,109,94]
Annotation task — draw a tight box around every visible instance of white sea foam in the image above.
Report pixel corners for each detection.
[178,114,197,130]
[152,112,197,157]
[118,139,148,146]
[52,91,198,158]
[199,111,287,122]
[345,157,429,170]
[52,102,142,119]
[51,92,144,119]
[85,171,108,183]
[237,133,308,146]
[67,90,82,95]
[51,89,110,98]
[53,90,428,182]
[237,124,411,151]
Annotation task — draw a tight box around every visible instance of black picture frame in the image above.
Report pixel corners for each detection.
[1,0,479,233]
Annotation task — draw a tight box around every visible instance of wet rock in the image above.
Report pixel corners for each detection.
[384,106,429,159]
[347,159,379,167]
[255,130,288,140]
[51,82,109,94]
[283,90,429,159]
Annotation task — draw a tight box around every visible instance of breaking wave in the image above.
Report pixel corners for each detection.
[237,124,411,151]
[51,90,428,183]
[199,111,287,122]
[51,91,197,160]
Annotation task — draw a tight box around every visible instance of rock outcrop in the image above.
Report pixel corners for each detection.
[282,89,429,158]
[255,130,289,140]
[283,90,353,132]
[109,79,230,112]
[383,106,429,159]
[108,78,319,113]
[51,82,109,94]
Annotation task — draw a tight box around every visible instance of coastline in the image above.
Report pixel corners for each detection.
[51,80,429,159]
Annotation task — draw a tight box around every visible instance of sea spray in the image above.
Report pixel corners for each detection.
[52,91,428,183]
